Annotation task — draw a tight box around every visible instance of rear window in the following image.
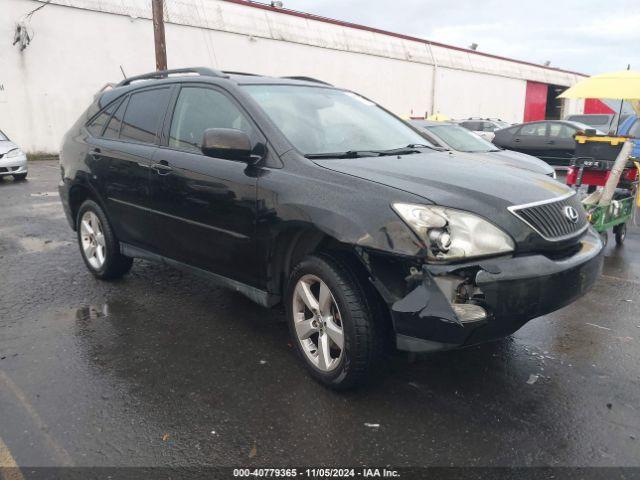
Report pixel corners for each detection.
[629,120,640,138]
[119,88,171,144]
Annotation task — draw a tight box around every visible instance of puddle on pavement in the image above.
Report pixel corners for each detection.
[17,237,71,253]
[30,191,59,197]
[75,304,110,321]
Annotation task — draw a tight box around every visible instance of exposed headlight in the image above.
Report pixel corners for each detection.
[5,149,24,158]
[392,203,515,262]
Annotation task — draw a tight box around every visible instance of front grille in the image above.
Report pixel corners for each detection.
[509,192,588,241]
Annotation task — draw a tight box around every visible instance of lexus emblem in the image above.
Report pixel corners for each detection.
[563,206,579,224]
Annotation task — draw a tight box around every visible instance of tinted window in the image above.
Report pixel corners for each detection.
[103,99,128,140]
[549,123,576,138]
[519,123,547,136]
[169,87,254,153]
[119,88,171,144]
[87,101,119,137]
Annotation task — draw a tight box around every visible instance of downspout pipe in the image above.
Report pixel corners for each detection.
[427,42,438,116]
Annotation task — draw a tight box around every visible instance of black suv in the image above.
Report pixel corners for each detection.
[59,68,604,389]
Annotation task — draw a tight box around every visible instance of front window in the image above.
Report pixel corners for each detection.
[0,130,8,141]
[426,124,499,153]
[243,84,428,156]
[169,87,254,153]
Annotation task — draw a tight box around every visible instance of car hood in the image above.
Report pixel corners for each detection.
[482,149,554,175]
[313,150,571,218]
[0,141,19,155]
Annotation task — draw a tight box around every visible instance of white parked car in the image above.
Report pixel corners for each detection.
[0,129,28,181]
[457,118,511,141]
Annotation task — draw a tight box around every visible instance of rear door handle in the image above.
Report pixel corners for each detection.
[546,140,555,144]
[151,162,173,175]
[514,138,521,143]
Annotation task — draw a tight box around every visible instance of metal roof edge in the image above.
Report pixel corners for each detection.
[222,0,588,79]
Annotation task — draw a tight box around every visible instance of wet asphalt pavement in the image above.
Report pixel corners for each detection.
[0,161,639,468]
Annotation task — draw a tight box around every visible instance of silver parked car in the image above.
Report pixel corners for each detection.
[0,129,28,181]
[410,120,556,178]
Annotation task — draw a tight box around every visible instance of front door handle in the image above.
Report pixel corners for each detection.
[546,140,555,145]
[514,138,521,143]
[89,148,101,160]
[151,162,173,175]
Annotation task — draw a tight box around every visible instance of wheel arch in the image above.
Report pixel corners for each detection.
[68,182,108,230]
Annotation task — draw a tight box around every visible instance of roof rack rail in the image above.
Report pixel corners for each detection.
[466,117,505,121]
[116,67,227,87]
[222,71,260,77]
[281,76,333,86]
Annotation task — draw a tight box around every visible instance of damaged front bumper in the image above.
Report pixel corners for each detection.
[392,228,604,352]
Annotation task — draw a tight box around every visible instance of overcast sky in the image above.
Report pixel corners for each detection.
[282,0,639,75]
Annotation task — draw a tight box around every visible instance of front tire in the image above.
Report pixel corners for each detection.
[76,200,133,280]
[286,253,382,390]
[13,173,27,181]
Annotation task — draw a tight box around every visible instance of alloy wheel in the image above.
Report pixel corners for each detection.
[292,274,344,372]
[80,211,106,270]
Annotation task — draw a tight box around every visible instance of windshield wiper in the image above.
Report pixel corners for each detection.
[305,150,382,159]
[372,144,435,156]
[305,144,434,159]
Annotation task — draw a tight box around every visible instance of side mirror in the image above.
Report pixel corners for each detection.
[201,128,253,162]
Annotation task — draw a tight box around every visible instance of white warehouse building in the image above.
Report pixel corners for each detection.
[2,0,590,153]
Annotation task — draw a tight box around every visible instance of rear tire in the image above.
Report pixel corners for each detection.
[76,200,133,280]
[286,253,383,390]
[614,223,626,246]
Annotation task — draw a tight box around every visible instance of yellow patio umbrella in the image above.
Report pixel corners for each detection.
[426,113,450,121]
[558,70,640,115]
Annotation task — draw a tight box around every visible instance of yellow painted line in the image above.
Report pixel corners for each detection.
[0,371,73,466]
[0,436,25,480]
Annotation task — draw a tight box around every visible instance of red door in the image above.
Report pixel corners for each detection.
[523,81,548,122]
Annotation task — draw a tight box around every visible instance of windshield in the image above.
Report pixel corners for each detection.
[243,84,429,156]
[426,124,499,152]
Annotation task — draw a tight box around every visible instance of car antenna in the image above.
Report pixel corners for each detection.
[119,65,127,79]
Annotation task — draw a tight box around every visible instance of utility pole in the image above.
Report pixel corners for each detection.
[152,0,167,71]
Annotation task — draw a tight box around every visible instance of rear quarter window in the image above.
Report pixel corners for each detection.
[103,99,128,140]
[86,101,119,137]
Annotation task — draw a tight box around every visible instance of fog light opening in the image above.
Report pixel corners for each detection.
[451,303,487,324]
